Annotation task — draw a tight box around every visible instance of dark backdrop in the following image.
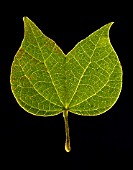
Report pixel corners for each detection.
[0,3,131,168]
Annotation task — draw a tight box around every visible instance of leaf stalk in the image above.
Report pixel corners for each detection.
[63,110,71,152]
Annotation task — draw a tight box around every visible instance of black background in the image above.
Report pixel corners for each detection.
[0,2,132,168]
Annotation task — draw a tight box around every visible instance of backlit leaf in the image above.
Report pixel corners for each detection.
[10,17,123,152]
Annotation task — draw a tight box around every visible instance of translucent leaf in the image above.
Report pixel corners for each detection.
[10,17,123,152]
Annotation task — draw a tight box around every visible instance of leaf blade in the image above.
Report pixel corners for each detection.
[66,22,122,115]
[10,18,122,117]
[10,17,67,116]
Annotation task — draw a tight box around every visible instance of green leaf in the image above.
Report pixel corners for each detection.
[10,17,123,152]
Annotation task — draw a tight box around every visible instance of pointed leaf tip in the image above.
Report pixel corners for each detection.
[106,22,114,30]
[23,16,27,21]
[23,16,31,24]
[103,22,114,30]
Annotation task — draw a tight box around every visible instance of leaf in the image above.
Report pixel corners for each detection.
[10,17,123,152]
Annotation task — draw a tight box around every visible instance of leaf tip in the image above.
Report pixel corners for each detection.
[23,16,29,22]
[108,22,114,29]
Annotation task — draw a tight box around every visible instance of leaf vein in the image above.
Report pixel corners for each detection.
[70,62,119,108]
[28,21,63,106]
[68,29,105,106]
[17,63,62,108]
